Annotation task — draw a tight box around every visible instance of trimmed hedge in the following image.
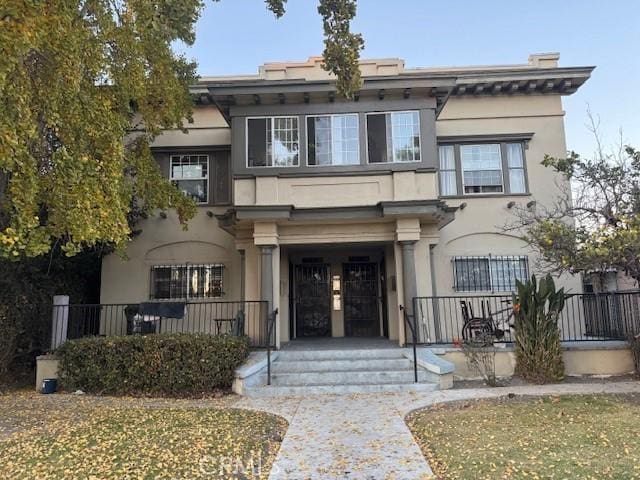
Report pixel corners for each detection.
[57,334,250,396]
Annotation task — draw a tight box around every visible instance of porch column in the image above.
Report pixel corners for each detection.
[400,240,418,319]
[260,245,276,311]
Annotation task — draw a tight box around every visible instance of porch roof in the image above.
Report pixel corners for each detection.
[215,199,457,236]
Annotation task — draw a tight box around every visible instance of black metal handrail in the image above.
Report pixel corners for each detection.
[266,308,278,386]
[400,305,418,383]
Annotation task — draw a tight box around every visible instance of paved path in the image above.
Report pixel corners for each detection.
[233,381,640,480]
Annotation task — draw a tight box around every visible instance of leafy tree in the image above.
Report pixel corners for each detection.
[509,116,640,287]
[0,0,364,259]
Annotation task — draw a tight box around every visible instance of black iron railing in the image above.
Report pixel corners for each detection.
[49,300,270,349]
[400,305,418,383]
[413,291,640,345]
[266,308,278,386]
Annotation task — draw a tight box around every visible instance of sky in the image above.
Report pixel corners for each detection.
[178,0,640,158]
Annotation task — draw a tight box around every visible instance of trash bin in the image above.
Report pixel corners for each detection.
[42,378,57,394]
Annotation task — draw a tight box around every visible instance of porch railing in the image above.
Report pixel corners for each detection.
[413,291,640,345]
[50,300,270,349]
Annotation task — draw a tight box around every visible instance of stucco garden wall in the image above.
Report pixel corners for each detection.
[432,342,635,380]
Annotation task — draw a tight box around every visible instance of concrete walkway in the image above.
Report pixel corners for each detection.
[233,381,640,480]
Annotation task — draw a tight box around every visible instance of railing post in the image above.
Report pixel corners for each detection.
[51,295,69,350]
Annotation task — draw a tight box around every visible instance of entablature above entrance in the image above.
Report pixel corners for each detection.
[216,199,457,243]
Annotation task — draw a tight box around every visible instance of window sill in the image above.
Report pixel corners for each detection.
[440,193,531,199]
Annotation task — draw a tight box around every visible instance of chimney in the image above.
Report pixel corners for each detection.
[528,52,560,68]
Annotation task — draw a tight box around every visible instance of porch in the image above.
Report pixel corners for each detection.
[42,290,639,396]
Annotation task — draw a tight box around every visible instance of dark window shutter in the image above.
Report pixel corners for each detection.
[212,151,231,205]
[366,114,388,163]
[307,116,317,166]
[247,118,267,167]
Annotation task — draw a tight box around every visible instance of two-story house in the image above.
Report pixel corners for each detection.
[100,53,592,352]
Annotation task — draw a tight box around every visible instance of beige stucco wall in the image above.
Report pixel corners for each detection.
[433,94,582,296]
[35,355,59,392]
[150,106,230,148]
[100,207,240,304]
[234,171,438,208]
[437,345,635,379]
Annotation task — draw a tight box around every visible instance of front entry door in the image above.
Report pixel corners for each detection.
[294,264,331,337]
[343,262,380,337]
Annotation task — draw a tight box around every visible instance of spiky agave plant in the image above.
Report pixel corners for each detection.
[512,274,567,383]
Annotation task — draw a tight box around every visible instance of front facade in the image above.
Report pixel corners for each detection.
[100,53,593,347]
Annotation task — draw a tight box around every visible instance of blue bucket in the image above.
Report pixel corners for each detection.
[41,378,57,394]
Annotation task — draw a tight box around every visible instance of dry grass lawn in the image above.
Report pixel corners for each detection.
[0,390,287,479]
[407,394,640,480]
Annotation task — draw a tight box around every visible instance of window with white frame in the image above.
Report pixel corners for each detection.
[507,143,526,193]
[438,145,457,196]
[453,256,529,292]
[307,114,359,166]
[150,264,224,299]
[170,155,208,203]
[247,117,299,167]
[460,144,504,194]
[367,111,421,163]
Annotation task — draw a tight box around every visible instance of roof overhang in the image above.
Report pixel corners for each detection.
[191,65,594,122]
[450,66,594,97]
[194,74,457,122]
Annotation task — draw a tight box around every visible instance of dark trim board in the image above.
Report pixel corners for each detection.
[233,167,437,180]
[437,133,534,144]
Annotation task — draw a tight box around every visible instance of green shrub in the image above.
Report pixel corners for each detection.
[57,334,250,396]
[512,274,567,383]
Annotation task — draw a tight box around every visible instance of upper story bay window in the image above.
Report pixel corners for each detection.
[438,141,528,196]
[366,111,421,163]
[247,117,299,167]
[307,114,359,166]
[170,154,208,203]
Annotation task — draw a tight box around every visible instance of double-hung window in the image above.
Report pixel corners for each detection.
[367,111,421,163]
[461,144,504,194]
[150,264,224,299]
[307,114,359,166]
[438,141,528,196]
[453,256,529,292]
[170,155,208,203]
[247,117,299,167]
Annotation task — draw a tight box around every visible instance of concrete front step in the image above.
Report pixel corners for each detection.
[243,381,439,397]
[277,348,405,361]
[272,358,413,373]
[264,369,431,386]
